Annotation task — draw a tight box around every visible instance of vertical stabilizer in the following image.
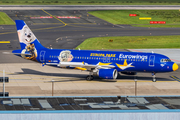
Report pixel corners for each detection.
[14,20,46,61]
[15,20,45,50]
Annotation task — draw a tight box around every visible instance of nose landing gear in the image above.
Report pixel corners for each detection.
[152,72,156,82]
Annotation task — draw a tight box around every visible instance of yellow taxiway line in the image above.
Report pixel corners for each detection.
[0,41,10,43]
[41,9,67,25]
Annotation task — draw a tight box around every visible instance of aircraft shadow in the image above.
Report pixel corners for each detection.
[13,68,87,78]
[11,68,173,82]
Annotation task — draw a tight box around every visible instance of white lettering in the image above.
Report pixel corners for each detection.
[119,54,148,60]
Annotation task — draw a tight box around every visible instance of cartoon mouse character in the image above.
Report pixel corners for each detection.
[18,25,37,60]
[58,50,73,62]
[18,25,36,45]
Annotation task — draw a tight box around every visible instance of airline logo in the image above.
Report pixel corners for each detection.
[119,54,148,60]
[116,59,134,70]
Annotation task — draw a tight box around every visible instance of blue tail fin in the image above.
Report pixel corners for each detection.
[15,20,45,50]
[13,20,46,61]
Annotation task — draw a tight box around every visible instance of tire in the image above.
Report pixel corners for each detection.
[152,79,156,82]
[86,75,94,81]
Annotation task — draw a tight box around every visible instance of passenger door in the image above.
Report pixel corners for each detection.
[40,51,46,62]
[149,55,155,67]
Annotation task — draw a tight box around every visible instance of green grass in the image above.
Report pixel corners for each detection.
[76,36,180,49]
[88,10,180,28]
[0,12,14,25]
[1,0,180,5]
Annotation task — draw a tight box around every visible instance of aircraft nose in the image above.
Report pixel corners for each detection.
[173,63,179,71]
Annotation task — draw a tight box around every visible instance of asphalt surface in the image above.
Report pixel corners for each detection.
[1,10,180,51]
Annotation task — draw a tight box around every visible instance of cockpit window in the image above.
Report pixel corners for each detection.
[161,59,171,62]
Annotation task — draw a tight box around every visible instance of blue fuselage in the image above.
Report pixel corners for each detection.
[35,48,175,73]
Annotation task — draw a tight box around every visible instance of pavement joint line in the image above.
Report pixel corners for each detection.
[32,25,66,31]
[41,9,67,25]
[0,71,78,79]
[0,31,15,35]
[0,26,66,35]
[67,24,125,30]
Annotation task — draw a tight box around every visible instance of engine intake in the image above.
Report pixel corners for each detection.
[97,69,118,79]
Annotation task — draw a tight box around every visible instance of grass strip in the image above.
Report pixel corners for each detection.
[76,36,180,49]
[0,12,15,25]
[88,10,180,28]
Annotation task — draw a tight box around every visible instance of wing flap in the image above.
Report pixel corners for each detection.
[59,62,115,70]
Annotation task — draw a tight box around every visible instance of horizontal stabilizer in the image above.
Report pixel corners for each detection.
[12,49,32,55]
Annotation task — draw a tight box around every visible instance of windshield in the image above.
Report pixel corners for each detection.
[161,59,171,62]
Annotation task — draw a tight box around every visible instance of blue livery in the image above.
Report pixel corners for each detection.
[12,20,179,81]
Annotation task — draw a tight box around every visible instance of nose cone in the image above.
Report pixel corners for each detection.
[173,63,179,71]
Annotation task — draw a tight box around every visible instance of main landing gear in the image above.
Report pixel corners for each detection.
[86,75,94,81]
[86,71,94,81]
[152,72,156,82]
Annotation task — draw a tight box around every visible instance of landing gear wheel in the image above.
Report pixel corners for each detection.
[152,78,156,82]
[86,75,94,81]
[152,72,156,82]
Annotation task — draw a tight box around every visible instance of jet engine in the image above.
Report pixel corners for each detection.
[97,69,118,79]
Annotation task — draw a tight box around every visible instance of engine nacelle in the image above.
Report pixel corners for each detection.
[97,69,118,79]
[121,71,137,75]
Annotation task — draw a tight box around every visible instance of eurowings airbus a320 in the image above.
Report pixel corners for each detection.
[12,20,179,81]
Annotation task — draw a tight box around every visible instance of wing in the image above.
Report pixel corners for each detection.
[46,62,115,71]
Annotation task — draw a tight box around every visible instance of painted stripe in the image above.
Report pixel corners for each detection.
[170,76,180,82]
[139,17,151,20]
[41,9,67,25]
[0,41,10,43]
